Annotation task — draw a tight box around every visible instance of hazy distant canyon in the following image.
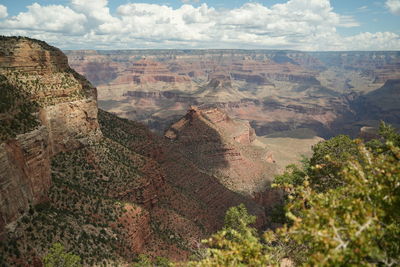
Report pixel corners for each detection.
[66,49,400,139]
[1,37,399,265]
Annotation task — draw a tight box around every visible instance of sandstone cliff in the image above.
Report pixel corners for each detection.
[0,36,101,238]
[165,106,277,196]
[1,38,271,265]
[66,49,400,138]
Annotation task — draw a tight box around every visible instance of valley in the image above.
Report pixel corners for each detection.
[0,37,399,266]
[66,49,400,139]
[1,37,314,265]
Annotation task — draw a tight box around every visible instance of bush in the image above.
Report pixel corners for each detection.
[191,125,400,266]
[43,243,82,267]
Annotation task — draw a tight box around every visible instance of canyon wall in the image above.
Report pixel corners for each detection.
[1,38,272,265]
[0,126,50,235]
[0,37,101,236]
[66,49,400,138]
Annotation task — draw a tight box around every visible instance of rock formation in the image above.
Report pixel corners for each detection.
[0,38,272,265]
[0,36,100,238]
[165,106,277,196]
[66,49,400,138]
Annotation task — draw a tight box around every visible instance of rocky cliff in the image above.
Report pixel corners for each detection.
[0,37,101,238]
[66,49,400,138]
[1,38,271,265]
[165,106,277,196]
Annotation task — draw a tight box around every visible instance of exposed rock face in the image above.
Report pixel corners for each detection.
[0,37,100,235]
[312,51,400,83]
[66,49,400,138]
[116,203,152,254]
[350,79,400,128]
[39,99,101,155]
[109,58,191,86]
[207,72,233,89]
[1,39,272,264]
[97,109,268,260]
[0,37,69,73]
[166,107,277,196]
[0,126,50,237]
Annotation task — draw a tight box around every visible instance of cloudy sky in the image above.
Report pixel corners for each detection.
[0,0,399,50]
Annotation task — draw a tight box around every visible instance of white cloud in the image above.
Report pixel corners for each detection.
[344,32,400,50]
[70,0,116,24]
[0,5,7,19]
[0,0,398,51]
[0,3,87,34]
[182,0,200,3]
[358,5,368,11]
[386,0,400,15]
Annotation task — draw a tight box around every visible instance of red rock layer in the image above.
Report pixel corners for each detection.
[0,37,101,235]
[0,127,51,238]
[165,107,277,197]
[111,59,191,85]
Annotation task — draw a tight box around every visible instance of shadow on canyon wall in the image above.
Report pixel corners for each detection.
[98,109,269,233]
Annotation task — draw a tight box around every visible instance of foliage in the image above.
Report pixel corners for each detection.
[223,204,256,235]
[274,164,307,189]
[377,121,400,146]
[189,204,276,267]
[278,141,400,266]
[307,135,359,191]
[366,121,400,153]
[274,135,359,192]
[191,124,400,266]
[132,254,172,267]
[132,254,152,267]
[0,74,40,141]
[43,243,82,267]
[154,256,173,267]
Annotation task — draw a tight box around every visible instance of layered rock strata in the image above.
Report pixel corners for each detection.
[66,49,400,137]
[0,37,100,235]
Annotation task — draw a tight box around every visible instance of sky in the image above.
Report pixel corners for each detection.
[0,0,399,51]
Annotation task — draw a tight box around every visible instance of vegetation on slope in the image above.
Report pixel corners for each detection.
[0,36,60,53]
[0,111,194,266]
[0,74,40,141]
[43,243,82,267]
[0,136,160,265]
[190,122,400,266]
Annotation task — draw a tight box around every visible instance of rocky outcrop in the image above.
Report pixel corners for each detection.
[165,107,277,196]
[117,203,152,254]
[1,39,277,264]
[0,37,101,235]
[66,50,341,137]
[350,79,400,126]
[111,58,191,86]
[123,90,197,103]
[311,51,400,84]
[39,99,101,155]
[0,36,69,73]
[231,72,272,85]
[0,126,50,238]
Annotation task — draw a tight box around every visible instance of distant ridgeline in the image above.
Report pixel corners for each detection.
[1,36,399,266]
[65,48,400,138]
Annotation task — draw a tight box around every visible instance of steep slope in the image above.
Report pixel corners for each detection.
[0,36,100,240]
[165,106,277,196]
[0,37,268,265]
[98,109,267,232]
[354,79,400,120]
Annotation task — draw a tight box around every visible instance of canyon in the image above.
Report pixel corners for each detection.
[0,37,293,265]
[66,49,400,139]
[1,37,398,265]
